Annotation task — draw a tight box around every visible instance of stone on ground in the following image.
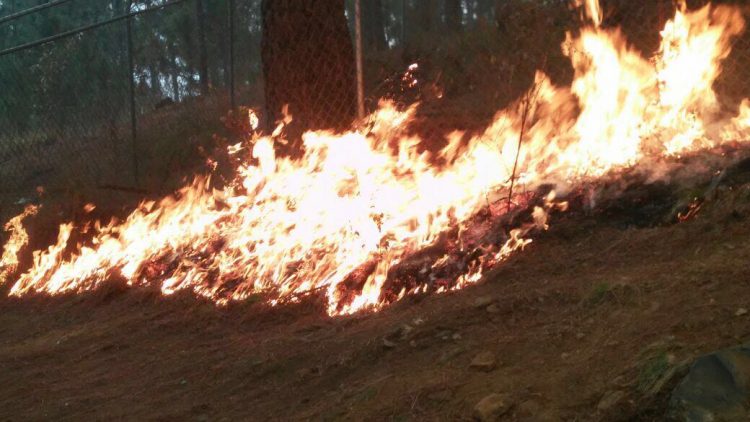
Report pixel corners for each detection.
[473,393,511,421]
[470,351,497,372]
[669,343,750,421]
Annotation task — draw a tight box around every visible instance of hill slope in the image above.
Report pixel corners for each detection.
[1,175,749,421]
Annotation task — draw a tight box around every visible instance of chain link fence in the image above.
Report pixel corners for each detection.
[0,0,265,199]
[0,16,130,194]
[1,0,750,204]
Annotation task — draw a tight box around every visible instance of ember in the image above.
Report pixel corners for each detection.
[2,1,750,315]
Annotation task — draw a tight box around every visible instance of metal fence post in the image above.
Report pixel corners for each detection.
[354,0,365,120]
[401,0,406,45]
[126,0,139,186]
[228,0,236,111]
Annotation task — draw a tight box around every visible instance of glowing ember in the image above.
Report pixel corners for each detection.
[2,2,750,315]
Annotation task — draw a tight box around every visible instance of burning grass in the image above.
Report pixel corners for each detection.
[2,1,750,316]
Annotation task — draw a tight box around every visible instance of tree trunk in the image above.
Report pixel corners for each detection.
[261,0,357,132]
[149,63,161,97]
[403,0,434,47]
[464,0,475,27]
[418,1,433,32]
[220,19,231,89]
[363,0,387,51]
[400,0,407,45]
[196,0,210,94]
[169,45,181,102]
[476,0,493,22]
[444,0,462,32]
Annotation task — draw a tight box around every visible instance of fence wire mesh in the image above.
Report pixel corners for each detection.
[0,18,131,193]
[1,0,750,201]
[0,0,264,197]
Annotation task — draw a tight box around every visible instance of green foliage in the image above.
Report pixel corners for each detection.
[637,351,671,393]
[587,282,613,306]
[0,0,263,128]
[583,281,641,307]
[0,0,264,192]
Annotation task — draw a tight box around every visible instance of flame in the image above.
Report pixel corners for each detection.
[585,0,603,27]
[2,2,750,315]
[722,99,750,141]
[0,204,38,284]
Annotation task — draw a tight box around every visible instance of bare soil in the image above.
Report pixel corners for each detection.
[1,173,750,421]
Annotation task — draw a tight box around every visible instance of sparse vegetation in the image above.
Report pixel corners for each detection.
[587,281,613,306]
[637,351,672,393]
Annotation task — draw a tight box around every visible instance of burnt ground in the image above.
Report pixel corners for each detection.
[1,166,750,421]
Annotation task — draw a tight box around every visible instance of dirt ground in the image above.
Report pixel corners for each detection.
[1,170,750,421]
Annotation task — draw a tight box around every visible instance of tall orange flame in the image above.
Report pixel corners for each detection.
[0,204,38,284]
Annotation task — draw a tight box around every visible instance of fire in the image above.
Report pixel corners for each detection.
[579,0,602,27]
[0,204,38,284]
[654,3,745,154]
[2,2,750,315]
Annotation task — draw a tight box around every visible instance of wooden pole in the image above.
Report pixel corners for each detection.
[354,0,365,120]
[126,0,139,186]
[228,0,236,110]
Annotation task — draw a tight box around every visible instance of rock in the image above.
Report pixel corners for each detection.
[575,332,585,340]
[388,324,413,340]
[383,338,397,349]
[669,343,750,421]
[474,296,495,308]
[648,301,661,313]
[400,324,414,338]
[643,336,678,353]
[736,308,748,317]
[597,390,626,412]
[486,304,500,314]
[383,323,415,348]
[436,329,454,341]
[473,393,511,421]
[427,389,453,403]
[611,375,630,388]
[296,368,312,378]
[440,346,464,363]
[517,399,541,417]
[470,351,497,372]
[452,333,462,341]
[560,352,570,360]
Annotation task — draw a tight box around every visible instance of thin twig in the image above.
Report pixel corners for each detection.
[506,56,547,212]
[507,93,531,212]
